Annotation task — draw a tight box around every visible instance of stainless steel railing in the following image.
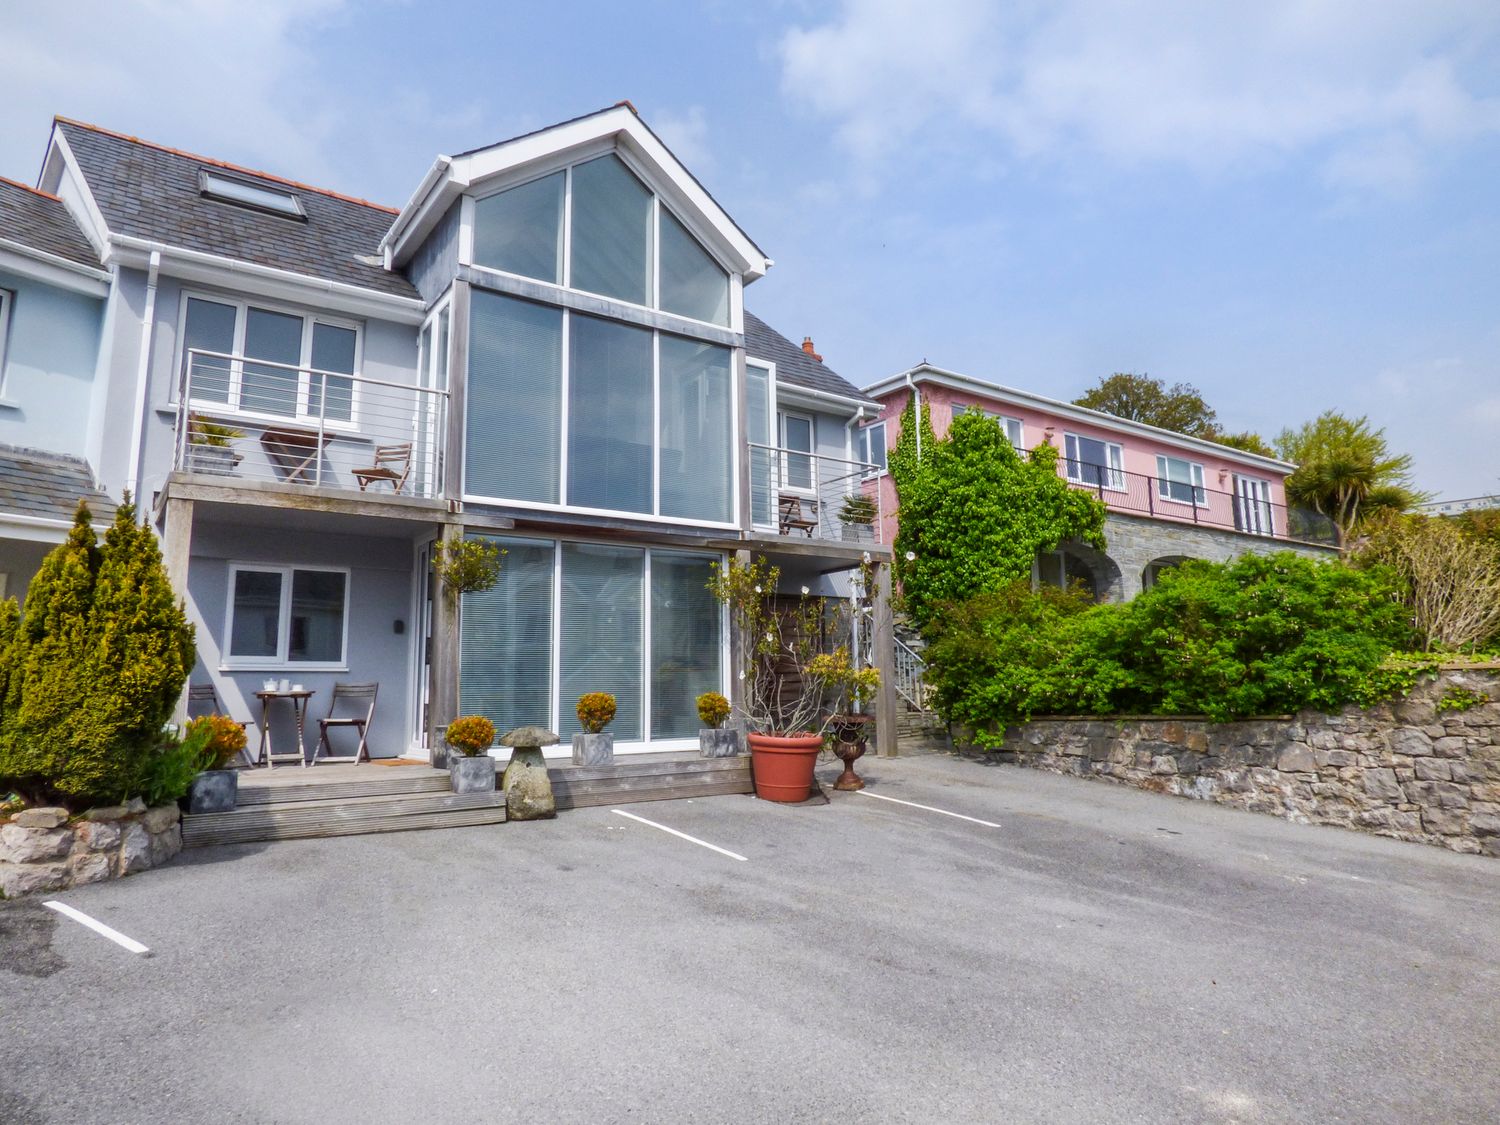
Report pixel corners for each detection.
[746,443,885,545]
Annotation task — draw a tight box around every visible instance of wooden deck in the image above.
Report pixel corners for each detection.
[182,753,753,847]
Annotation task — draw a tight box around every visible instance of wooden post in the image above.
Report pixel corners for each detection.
[872,559,899,758]
[162,497,195,723]
[428,520,464,766]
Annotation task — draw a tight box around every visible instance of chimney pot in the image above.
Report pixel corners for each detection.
[801,336,823,362]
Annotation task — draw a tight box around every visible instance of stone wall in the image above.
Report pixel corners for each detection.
[966,669,1500,857]
[0,799,183,897]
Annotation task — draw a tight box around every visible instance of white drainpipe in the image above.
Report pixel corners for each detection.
[904,370,921,462]
[125,249,161,513]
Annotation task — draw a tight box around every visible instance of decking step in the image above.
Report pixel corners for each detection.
[550,757,753,810]
[237,770,450,807]
[183,790,506,847]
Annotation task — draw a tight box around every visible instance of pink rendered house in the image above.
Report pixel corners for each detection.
[856,364,1337,602]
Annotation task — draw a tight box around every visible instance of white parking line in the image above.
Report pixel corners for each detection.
[611,809,748,862]
[856,791,1002,828]
[42,901,151,955]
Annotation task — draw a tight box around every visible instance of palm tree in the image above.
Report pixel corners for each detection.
[1276,412,1425,547]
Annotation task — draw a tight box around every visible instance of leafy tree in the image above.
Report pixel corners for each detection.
[1275,411,1425,544]
[0,498,195,807]
[1212,430,1277,458]
[889,401,1107,632]
[1073,373,1219,438]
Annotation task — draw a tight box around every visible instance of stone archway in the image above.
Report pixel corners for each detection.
[1037,540,1125,603]
[1142,554,1196,591]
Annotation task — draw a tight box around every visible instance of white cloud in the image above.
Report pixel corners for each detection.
[779,0,1500,192]
[652,106,714,173]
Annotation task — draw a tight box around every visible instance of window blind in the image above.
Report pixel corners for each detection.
[659,334,731,522]
[460,537,555,734]
[559,543,643,740]
[466,291,562,503]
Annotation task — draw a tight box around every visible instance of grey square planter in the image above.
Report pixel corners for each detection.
[449,754,496,794]
[186,769,238,814]
[572,732,614,766]
[698,728,740,757]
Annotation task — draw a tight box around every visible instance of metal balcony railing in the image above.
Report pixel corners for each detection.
[747,443,885,545]
[174,349,448,499]
[1055,455,1339,546]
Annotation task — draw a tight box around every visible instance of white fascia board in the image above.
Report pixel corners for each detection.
[774,381,881,417]
[109,235,426,325]
[0,242,110,296]
[0,512,73,544]
[379,156,454,265]
[40,131,112,262]
[395,106,770,280]
[865,364,1298,473]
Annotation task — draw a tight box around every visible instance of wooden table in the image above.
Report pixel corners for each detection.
[254,689,315,768]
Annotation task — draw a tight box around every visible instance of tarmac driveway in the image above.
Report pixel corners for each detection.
[3,751,1498,1124]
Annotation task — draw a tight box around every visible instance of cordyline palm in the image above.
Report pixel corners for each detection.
[1277,412,1424,546]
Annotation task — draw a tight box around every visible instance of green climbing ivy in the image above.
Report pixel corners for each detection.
[888,396,1108,632]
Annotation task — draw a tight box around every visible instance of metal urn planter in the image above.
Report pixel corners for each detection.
[828,715,874,791]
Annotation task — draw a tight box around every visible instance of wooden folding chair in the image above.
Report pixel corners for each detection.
[314,683,379,765]
[187,682,255,768]
[778,493,819,537]
[352,443,412,493]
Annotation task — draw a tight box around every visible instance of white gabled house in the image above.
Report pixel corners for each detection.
[0,104,896,765]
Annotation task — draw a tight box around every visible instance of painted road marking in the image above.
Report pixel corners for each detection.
[42,901,151,955]
[611,809,749,862]
[856,790,1002,828]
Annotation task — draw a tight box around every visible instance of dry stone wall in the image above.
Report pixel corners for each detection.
[966,669,1500,857]
[0,799,183,897]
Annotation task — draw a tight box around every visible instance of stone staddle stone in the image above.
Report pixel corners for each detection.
[499,727,558,821]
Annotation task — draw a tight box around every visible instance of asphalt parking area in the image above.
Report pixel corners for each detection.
[4,752,1498,1124]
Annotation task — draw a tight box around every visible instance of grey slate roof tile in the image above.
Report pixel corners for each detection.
[0,444,116,523]
[744,311,873,405]
[0,177,101,268]
[56,120,418,299]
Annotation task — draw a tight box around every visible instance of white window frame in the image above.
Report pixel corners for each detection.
[1064,432,1125,491]
[222,563,351,671]
[199,170,306,219]
[0,288,12,397]
[1233,474,1276,536]
[176,290,364,430]
[465,146,734,330]
[779,410,817,496]
[856,420,887,476]
[1156,455,1207,507]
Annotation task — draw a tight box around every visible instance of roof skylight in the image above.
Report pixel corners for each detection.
[199,170,305,218]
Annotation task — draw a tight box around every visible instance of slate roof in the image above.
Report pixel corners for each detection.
[0,445,116,523]
[0,176,101,268]
[55,120,418,299]
[744,311,873,404]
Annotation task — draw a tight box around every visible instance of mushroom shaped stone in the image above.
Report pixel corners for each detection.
[499,726,558,820]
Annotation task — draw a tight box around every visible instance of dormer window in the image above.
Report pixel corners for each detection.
[199,170,305,219]
[471,151,730,327]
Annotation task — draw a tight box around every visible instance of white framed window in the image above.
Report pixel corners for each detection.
[224,564,349,669]
[1156,455,1206,506]
[199,170,305,219]
[1233,475,1275,536]
[471,151,731,328]
[856,420,887,474]
[0,288,12,395]
[779,411,816,493]
[1064,433,1125,490]
[178,292,361,427]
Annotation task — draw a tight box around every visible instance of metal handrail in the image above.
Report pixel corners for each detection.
[893,636,929,712]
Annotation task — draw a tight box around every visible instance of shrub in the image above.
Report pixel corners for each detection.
[1353,512,1500,653]
[924,553,1414,744]
[576,693,616,734]
[184,714,247,770]
[445,715,496,757]
[433,538,505,597]
[696,692,731,729]
[0,499,195,808]
[135,724,213,807]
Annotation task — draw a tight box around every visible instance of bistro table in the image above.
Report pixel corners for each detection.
[254,689,316,768]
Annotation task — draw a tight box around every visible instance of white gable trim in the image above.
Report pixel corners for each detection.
[38,130,112,262]
[382,106,769,281]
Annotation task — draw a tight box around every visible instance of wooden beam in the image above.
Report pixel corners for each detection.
[873,559,899,758]
[161,497,194,724]
[444,279,470,503]
[427,521,464,767]
[164,476,451,523]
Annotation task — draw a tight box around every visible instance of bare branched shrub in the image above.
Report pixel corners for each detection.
[1355,514,1500,652]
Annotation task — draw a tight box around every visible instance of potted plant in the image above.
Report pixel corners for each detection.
[838,492,877,542]
[709,557,876,802]
[186,415,245,475]
[816,648,881,790]
[696,692,738,758]
[572,693,616,766]
[183,714,247,814]
[445,715,497,793]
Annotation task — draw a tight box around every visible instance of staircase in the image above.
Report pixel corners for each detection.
[182,766,507,847]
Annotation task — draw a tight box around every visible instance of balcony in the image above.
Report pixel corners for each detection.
[747,443,885,546]
[173,349,447,500]
[1060,458,1338,547]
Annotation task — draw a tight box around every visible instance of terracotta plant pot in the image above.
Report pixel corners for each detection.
[746,732,824,803]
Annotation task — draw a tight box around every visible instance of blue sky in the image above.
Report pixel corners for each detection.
[4,1,1497,500]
